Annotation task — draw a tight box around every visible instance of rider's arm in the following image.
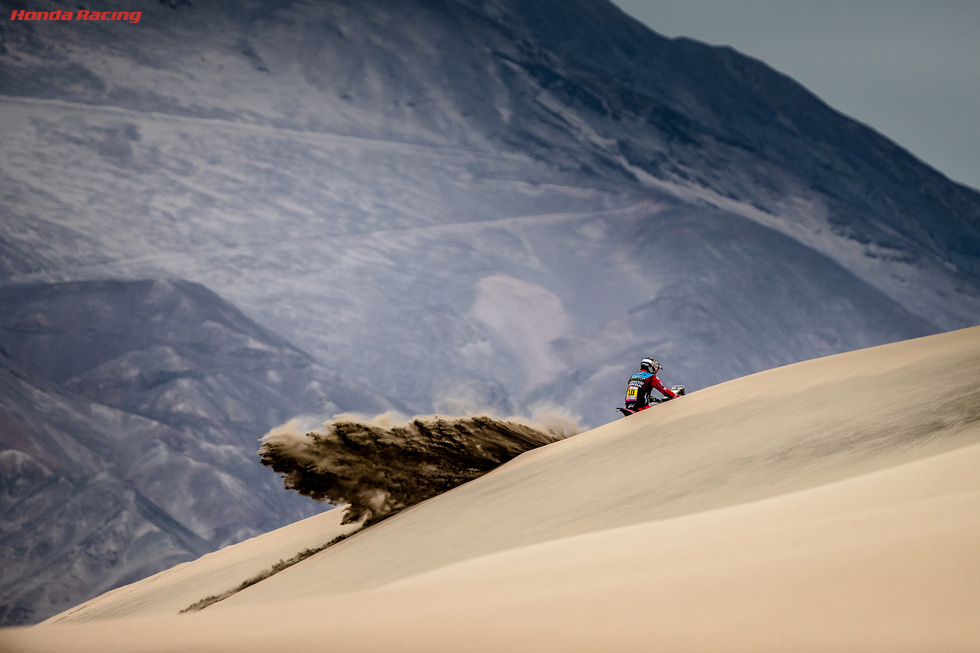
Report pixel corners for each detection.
[649,374,677,399]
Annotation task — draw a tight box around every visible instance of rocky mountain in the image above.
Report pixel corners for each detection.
[0,278,387,624]
[1,0,979,624]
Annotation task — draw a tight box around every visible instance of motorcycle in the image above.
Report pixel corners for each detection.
[616,385,686,417]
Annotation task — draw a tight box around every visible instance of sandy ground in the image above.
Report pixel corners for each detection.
[40,506,361,622]
[2,325,979,651]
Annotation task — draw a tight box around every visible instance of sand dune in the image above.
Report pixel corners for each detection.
[2,326,979,651]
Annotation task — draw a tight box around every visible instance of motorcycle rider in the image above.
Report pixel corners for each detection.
[624,357,677,412]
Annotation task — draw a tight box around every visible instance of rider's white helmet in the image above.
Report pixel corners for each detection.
[640,357,661,374]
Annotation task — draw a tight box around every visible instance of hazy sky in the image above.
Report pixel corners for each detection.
[609,0,980,191]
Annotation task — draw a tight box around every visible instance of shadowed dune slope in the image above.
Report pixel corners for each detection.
[2,326,979,651]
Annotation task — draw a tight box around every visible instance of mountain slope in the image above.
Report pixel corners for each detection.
[0,279,387,624]
[2,1,979,408]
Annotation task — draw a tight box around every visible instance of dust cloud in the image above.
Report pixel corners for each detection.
[259,411,577,525]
